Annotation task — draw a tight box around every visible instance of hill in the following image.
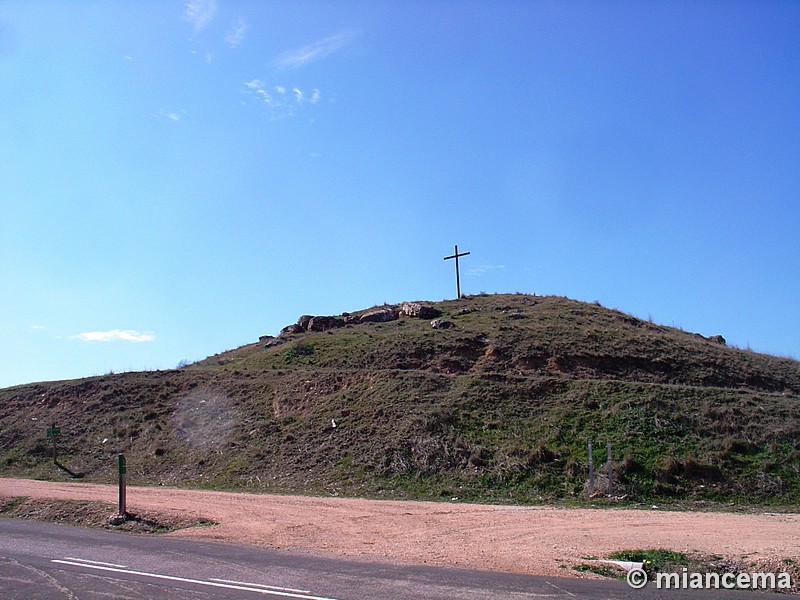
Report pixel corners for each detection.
[1,294,798,506]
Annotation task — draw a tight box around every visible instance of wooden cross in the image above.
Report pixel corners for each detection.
[443,244,470,299]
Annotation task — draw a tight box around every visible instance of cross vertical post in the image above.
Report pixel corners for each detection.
[443,244,470,299]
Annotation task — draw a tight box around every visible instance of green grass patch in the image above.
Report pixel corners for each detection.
[608,548,689,573]
[1,294,798,507]
[573,563,626,579]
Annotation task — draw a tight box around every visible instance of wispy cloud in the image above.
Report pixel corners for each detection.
[155,108,186,122]
[467,265,506,276]
[184,0,217,33]
[272,29,358,71]
[226,18,247,47]
[242,81,322,121]
[72,329,155,343]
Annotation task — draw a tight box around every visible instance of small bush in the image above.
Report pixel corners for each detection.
[283,343,315,363]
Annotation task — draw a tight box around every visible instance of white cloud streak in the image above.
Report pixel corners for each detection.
[226,18,247,47]
[242,80,323,121]
[272,29,358,70]
[73,329,155,343]
[155,108,186,122]
[184,0,217,33]
[467,265,506,276]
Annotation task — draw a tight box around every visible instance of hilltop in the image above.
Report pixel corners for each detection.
[1,294,798,506]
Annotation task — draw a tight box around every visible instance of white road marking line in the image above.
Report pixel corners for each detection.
[544,580,578,597]
[51,559,338,600]
[63,557,129,569]
[210,578,311,594]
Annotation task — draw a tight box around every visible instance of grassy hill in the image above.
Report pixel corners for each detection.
[1,294,798,506]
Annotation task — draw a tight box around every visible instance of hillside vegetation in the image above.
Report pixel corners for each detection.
[2,294,798,506]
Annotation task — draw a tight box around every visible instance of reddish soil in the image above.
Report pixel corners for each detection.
[1,477,798,578]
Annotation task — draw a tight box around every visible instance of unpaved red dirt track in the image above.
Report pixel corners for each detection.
[1,478,798,577]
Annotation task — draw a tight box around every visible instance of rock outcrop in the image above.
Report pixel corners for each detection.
[307,316,345,332]
[399,302,442,319]
[277,301,443,338]
[359,308,399,323]
[279,323,304,337]
[280,314,344,337]
[259,335,283,348]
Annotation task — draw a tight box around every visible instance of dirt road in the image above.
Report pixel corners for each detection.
[1,478,797,578]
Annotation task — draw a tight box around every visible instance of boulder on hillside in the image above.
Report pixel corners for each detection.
[259,335,283,348]
[708,335,726,346]
[399,302,442,319]
[431,319,455,330]
[297,315,314,330]
[307,316,345,332]
[279,323,303,337]
[360,307,399,323]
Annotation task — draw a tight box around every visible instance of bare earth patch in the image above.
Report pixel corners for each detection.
[1,478,798,582]
[0,495,215,533]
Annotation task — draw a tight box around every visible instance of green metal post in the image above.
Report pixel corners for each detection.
[118,454,127,517]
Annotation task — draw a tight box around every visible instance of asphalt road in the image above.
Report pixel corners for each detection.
[0,518,763,599]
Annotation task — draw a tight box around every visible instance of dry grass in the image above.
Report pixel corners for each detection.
[1,294,798,507]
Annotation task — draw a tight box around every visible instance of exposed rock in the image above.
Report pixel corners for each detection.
[282,313,347,336]
[282,303,442,334]
[360,307,399,323]
[279,324,303,337]
[431,319,455,330]
[259,335,283,347]
[307,316,345,332]
[399,302,442,319]
[708,335,726,346]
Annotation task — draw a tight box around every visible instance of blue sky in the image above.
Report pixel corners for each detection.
[1,1,798,388]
